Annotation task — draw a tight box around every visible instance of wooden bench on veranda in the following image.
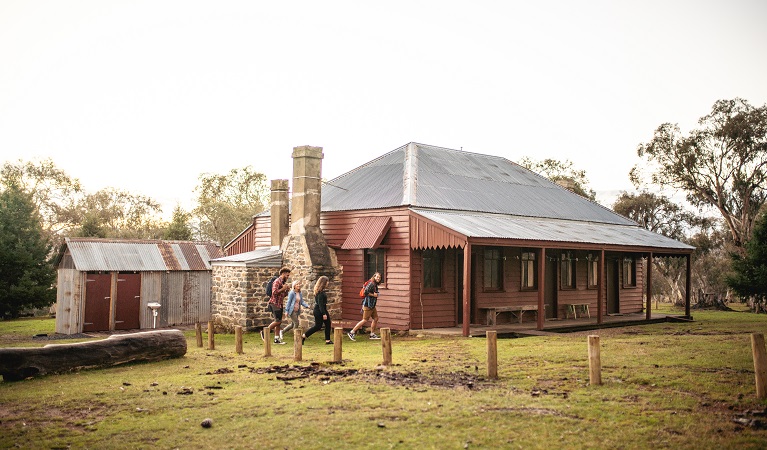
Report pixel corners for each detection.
[479,305,543,326]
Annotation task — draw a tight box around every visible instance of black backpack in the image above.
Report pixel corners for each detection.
[264,275,279,298]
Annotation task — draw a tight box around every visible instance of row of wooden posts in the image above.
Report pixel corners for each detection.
[196,323,767,398]
[196,323,393,365]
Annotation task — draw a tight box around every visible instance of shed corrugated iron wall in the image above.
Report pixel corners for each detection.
[161,272,212,326]
[141,272,162,328]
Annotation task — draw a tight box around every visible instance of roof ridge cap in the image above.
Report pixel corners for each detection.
[403,143,418,205]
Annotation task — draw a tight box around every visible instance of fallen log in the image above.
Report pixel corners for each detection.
[0,329,187,382]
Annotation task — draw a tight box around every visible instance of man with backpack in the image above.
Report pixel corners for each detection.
[347,272,381,341]
[262,267,291,345]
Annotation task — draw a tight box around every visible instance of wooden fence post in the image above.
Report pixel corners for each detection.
[263,328,271,357]
[333,328,343,362]
[195,323,203,348]
[381,328,392,366]
[487,330,498,379]
[235,326,243,354]
[588,335,601,385]
[294,328,303,362]
[207,321,215,350]
[751,333,767,399]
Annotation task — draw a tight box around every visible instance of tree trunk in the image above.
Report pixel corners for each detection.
[0,329,187,381]
[693,295,734,311]
[671,272,685,307]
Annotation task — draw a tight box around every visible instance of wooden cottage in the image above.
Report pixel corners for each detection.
[54,238,222,334]
[225,143,694,335]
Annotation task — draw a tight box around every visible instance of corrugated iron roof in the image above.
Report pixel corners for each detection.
[321,143,638,227]
[410,209,695,251]
[61,238,223,271]
[341,216,392,249]
[235,142,691,254]
[210,247,283,267]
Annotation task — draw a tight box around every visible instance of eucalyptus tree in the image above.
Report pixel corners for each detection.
[0,158,83,245]
[633,98,767,251]
[192,166,269,245]
[72,187,165,239]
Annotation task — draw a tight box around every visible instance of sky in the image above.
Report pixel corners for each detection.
[1,0,766,219]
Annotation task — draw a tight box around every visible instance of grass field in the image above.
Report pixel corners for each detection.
[1,305,766,449]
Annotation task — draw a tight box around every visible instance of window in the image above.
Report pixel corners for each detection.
[622,256,636,287]
[423,249,443,289]
[561,251,576,289]
[521,251,537,289]
[365,248,385,282]
[483,247,503,290]
[587,255,599,288]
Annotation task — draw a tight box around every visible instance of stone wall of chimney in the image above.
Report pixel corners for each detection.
[282,234,343,325]
[211,265,277,332]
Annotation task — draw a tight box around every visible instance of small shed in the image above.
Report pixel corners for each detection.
[54,237,223,334]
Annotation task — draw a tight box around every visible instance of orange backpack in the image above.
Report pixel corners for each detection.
[359,280,371,298]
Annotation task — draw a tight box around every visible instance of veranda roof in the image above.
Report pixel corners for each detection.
[410,208,695,253]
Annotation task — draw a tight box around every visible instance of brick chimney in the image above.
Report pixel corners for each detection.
[270,179,289,247]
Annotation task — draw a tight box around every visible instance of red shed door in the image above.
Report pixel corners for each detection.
[83,273,111,332]
[114,273,141,330]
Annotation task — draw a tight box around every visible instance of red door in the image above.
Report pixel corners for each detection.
[114,273,141,330]
[83,273,111,332]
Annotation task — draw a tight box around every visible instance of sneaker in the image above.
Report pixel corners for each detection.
[347,331,356,341]
[325,340,334,345]
[274,337,286,345]
[260,329,265,341]
[369,333,381,340]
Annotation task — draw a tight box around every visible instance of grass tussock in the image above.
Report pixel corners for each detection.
[1,305,767,449]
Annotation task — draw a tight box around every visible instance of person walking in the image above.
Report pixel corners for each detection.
[262,267,291,345]
[303,276,333,345]
[347,272,381,341]
[280,280,309,341]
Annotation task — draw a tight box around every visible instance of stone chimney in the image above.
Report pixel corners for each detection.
[287,145,334,267]
[290,146,323,234]
[270,179,289,247]
[281,145,342,325]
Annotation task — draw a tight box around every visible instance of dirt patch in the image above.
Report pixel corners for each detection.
[242,362,494,390]
[0,403,108,432]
